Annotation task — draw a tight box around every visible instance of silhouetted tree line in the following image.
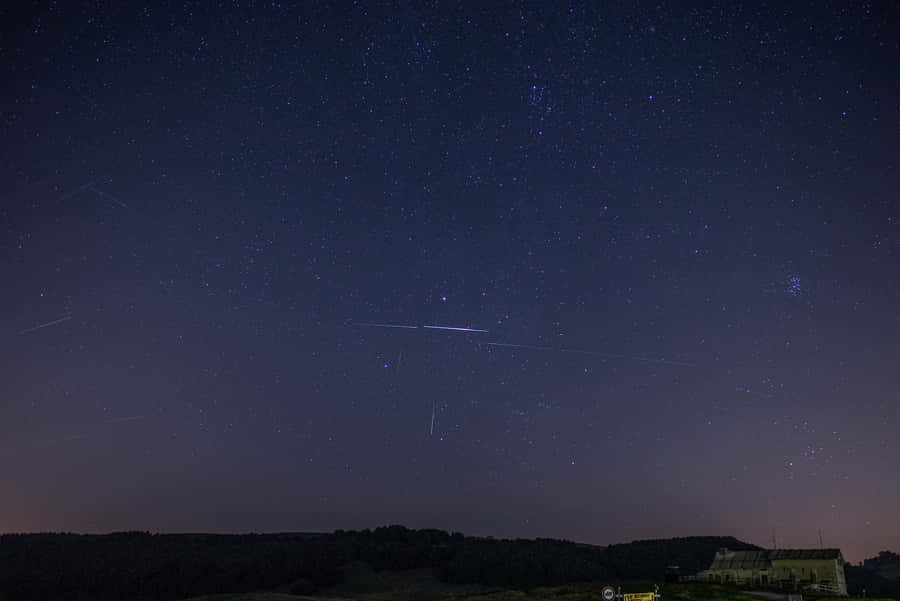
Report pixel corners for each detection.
[2,527,883,601]
[863,550,900,573]
[0,531,344,601]
[845,556,900,599]
[435,536,607,587]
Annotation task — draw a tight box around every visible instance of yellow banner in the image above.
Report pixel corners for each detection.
[623,594,655,601]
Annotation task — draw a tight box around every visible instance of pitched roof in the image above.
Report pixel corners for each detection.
[770,549,842,560]
[709,550,771,570]
[707,548,842,570]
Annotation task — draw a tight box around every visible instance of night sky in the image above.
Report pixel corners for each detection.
[2,2,898,564]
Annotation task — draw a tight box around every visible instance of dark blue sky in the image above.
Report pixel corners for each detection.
[2,1,898,563]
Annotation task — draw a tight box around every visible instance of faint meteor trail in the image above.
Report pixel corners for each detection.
[105,415,146,424]
[19,314,72,334]
[57,181,96,202]
[87,184,129,209]
[423,325,489,333]
[57,180,127,209]
[31,416,145,449]
[487,342,553,351]
[353,322,489,332]
[430,400,435,436]
[487,342,696,367]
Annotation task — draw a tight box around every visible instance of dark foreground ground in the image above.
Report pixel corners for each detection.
[179,578,894,601]
[1,528,897,601]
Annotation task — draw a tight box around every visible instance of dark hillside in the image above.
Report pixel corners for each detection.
[0,528,765,601]
[603,536,761,579]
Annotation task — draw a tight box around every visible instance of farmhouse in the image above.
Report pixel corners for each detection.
[697,548,847,596]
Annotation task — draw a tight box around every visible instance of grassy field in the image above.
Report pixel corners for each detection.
[180,578,898,601]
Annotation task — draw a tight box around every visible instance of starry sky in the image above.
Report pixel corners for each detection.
[2,2,898,565]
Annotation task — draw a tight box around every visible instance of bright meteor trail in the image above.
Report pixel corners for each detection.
[423,325,489,333]
[352,322,488,332]
[351,322,688,366]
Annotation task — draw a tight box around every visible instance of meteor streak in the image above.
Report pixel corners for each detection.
[350,321,691,366]
[487,342,552,351]
[58,181,96,202]
[30,415,146,449]
[487,342,695,367]
[105,415,146,424]
[87,184,129,209]
[19,314,72,334]
[423,325,489,333]
[430,400,435,436]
